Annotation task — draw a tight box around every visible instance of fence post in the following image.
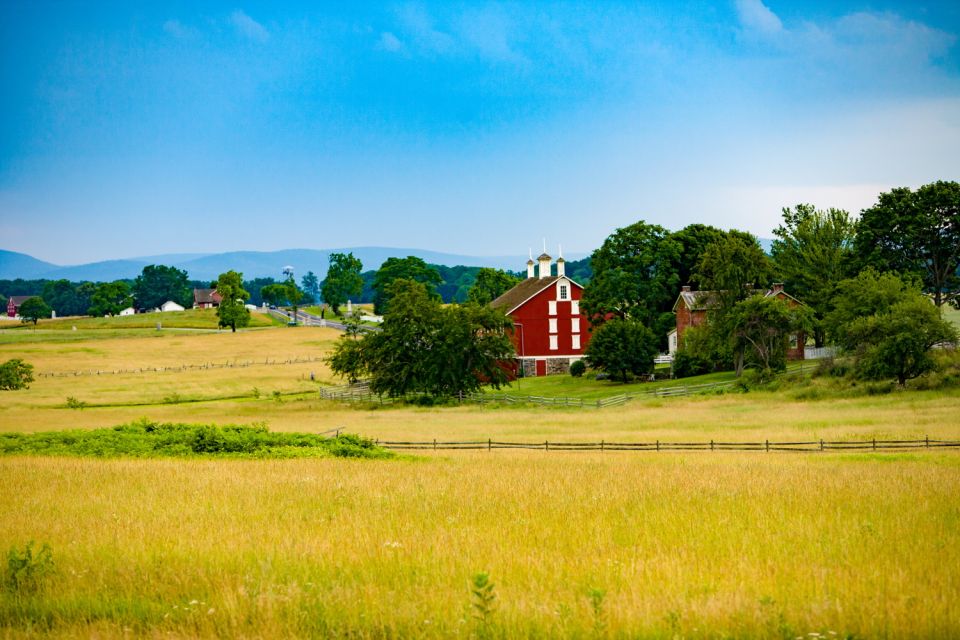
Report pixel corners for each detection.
[820,439,824,451]
[488,438,491,452]
[926,435,929,448]
[600,439,604,452]
[872,438,876,451]
[656,439,660,452]
[765,439,769,452]
[433,438,437,451]
[710,439,714,451]
[545,440,549,452]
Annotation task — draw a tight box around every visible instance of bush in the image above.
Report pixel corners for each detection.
[569,360,586,377]
[0,359,34,391]
[4,542,54,595]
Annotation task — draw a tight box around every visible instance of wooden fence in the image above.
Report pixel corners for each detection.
[374,437,960,453]
[37,355,325,378]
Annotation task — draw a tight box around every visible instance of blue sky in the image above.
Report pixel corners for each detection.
[1,1,958,265]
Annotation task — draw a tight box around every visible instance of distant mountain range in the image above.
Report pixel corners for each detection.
[0,247,590,282]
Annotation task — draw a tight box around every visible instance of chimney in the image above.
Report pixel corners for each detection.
[538,252,552,279]
[772,282,784,294]
[556,244,565,277]
[526,249,535,279]
[681,285,691,292]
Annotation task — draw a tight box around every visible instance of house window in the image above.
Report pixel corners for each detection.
[571,318,580,333]
[572,334,581,349]
[558,284,569,300]
[548,318,558,334]
[789,333,799,349]
[548,300,557,316]
[549,335,558,350]
[571,300,579,315]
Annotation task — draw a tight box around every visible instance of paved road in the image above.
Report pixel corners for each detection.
[268,309,379,332]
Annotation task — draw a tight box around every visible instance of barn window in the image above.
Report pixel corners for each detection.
[549,335,558,350]
[558,284,569,300]
[572,334,581,349]
[548,300,557,315]
[549,318,558,334]
[571,300,579,315]
[571,318,580,333]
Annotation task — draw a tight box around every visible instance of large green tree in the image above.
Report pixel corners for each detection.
[855,180,960,307]
[771,204,856,346]
[584,317,658,383]
[327,279,515,398]
[729,295,811,375]
[321,253,364,316]
[371,256,441,314]
[467,268,520,305]
[670,224,728,290]
[18,297,51,325]
[581,221,681,344]
[133,265,191,311]
[259,284,289,307]
[823,269,916,350]
[213,270,251,332]
[88,281,133,317]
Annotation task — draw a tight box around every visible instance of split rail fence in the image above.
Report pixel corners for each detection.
[37,355,324,378]
[374,437,960,453]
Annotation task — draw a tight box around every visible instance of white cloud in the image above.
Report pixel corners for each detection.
[378,31,405,53]
[735,0,783,36]
[229,10,269,43]
[395,4,455,55]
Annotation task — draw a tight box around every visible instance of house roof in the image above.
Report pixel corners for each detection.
[9,295,35,306]
[490,276,582,314]
[193,289,221,304]
[672,287,804,312]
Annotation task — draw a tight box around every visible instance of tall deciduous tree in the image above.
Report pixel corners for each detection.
[467,268,520,305]
[326,279,515,398]
[41,279,94,317]
[584,317,658,383]
[259,284,289,307]
[822,269,917,350]
[284,276,304,324]
[17,297,51,325]
[133,265,191,311]
[321,253,364,315]
[670,224,728,290]
[213,270,250,332]
[581,221,681,344]
[0,359,34,390]
[729,295,811,375]
[771,204,856,346]
[88,281,133,316]
[855,180,960,307]
[371,256,441,314]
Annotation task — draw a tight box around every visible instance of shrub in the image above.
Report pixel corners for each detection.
[671,349,712,378]
[4,542,54,595]
[569,360,586,377]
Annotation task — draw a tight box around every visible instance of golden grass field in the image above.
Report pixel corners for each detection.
[1,323,959,637]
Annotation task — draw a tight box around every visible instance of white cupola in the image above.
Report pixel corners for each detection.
[526,249,535,279]
[556,244,566,277]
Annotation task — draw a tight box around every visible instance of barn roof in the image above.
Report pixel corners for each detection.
[193,289,221,304]
[8,295,35,305]
[490,276,580,314]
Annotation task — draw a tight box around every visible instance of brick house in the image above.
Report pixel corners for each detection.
[193,289,222,309]
[490,251,591,376]
[7,295,35,318]
[671,283,806,360]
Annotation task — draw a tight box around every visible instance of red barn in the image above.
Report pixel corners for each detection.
[193,289,222,309]
[7,295,35,318]
[491,252,590,376]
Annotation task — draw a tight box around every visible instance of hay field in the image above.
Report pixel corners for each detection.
[2,325,960,637]
[2,453,959,637]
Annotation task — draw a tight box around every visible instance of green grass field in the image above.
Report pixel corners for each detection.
[1,318,959,637]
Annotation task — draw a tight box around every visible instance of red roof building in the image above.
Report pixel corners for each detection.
[490,251,591,376]
[193,289,222,309]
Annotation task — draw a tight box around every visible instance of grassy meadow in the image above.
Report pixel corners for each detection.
[1,321,959,637]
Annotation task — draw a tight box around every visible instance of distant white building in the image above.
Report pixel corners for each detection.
[159,301,185,312]
[118,307,136,316]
